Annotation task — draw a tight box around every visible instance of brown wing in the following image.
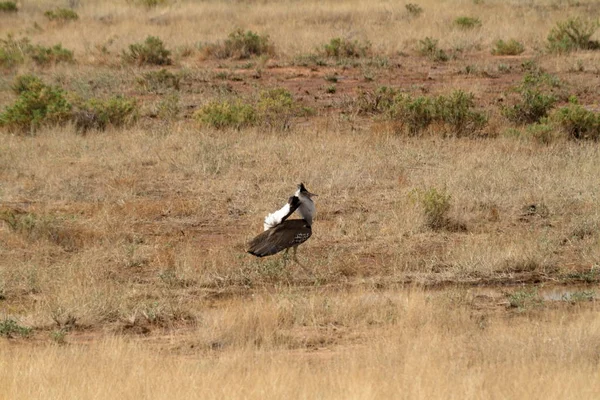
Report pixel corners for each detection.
[247,220,312,257]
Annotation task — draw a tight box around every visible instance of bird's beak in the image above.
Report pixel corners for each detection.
[307,192,318,198]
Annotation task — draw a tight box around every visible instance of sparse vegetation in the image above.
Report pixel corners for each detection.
[0,36,74,68]
[137,68,180,92]
[453,16,482,29]
[491,39,525,55]
[322,37,372,58]
[0,318,32,338]
[0,1,17,12]
[418,37,449,62]
[3,2,600,397]
[405,3,423,18]
[547,17,600,53]
[123,36,172,66]
[44,8,79,22]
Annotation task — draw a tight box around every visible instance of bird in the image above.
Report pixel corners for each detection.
[247,183,317,265]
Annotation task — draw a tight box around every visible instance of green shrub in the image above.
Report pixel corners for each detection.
[134,0,168,7]
[418,188,452,230]
[525,123,557,144]
[44,8,79,22]
[507,288,543,310]
[195,99,256,129]
[418,37,448,62]
[200,30,273,60]
[405,3,423,17]
[433,90,488,134]
[156,92,179,121]
[123,36,172,66]
[256,88,296,130]
[491,39,525,55]
[137,68,180,92]
[0,36,74,68]
[0,1,17,12]
[28,43,74,66]
[73,96,138,132]
[502,70,560,124]
[547,17,600,53]
[355,86,399,114]
[390,90,487,136]
[322,37,372,58]
[0,318,32,338]
[391,95,435,135]
[0,35,27,68]
[0,75,72,132]
[551,101,600,141]
[454,16,482,29]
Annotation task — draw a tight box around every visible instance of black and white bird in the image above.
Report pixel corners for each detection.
[247,183,317,264]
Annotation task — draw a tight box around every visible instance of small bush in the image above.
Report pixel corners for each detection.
[0,318,32,338]
[123,36,172,66]
[419,188,452,230]
[156,92,180,121]
[418,37,448,62]
[0,35,27,68]
[508,288,543,310]
[0,75,72,132]
[405,3,423,17]
[526,123,557,145]
[502,70,560,124]
[195,99,256,129]
[322,37,372,59]
[0,36,74,68]
[28,43,74,66]
[551,101,600,141]
[454,16,482,29]
[355,86,399,114]
[200,30,273,60]
[390,90,487,136]
[0,1,17,12]
[133,0,168,7]
[491,39,525,56]
[137,68,180,92]
[256,88,296,130]
[44,8,79,22]
[73,96,138,132]
[433,90,488,134]
[547,17,600,53]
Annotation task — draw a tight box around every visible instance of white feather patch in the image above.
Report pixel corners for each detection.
[263,203,291,231]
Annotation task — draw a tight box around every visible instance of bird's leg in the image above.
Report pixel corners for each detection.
[282,248,290,266]
[292,246,310,272]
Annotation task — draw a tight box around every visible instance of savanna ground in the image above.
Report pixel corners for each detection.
[1,0,600,398]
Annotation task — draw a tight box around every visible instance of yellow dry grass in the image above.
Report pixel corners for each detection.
[2,289,600,400]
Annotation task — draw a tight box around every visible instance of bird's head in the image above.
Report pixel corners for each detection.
[296,183,317,199]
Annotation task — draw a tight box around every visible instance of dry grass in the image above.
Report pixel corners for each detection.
[2,0,600,397]
[2,289,600,399]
